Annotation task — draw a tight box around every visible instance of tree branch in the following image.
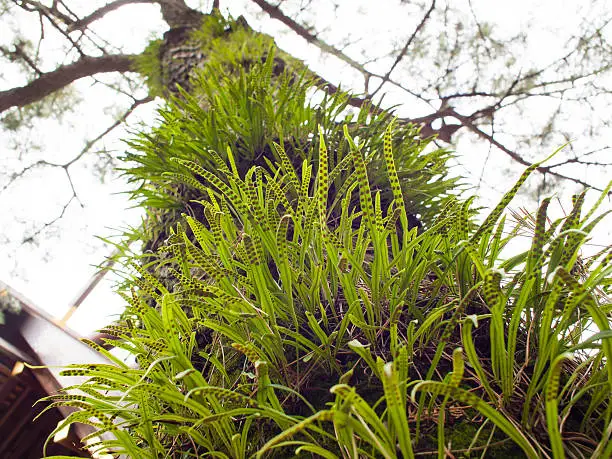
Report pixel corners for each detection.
[158,0,203,28]
[65,95,153,167]
[0,43,43,76]
[250,0,371,76]
[2,96,152,193]
[370,0,436,97]
[15,0,75,25]
[4,96,152,244]
[314,73,455,139]
[22,194,77,244]
[250,0,433,105]
[67,0,157,32]
[0,53,139,113]
[449,108,600,190]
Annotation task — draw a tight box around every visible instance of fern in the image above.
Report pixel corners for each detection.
[43,19,611,459]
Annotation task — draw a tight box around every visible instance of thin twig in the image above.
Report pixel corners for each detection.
[67,0,156,32]
[370,0,436,97]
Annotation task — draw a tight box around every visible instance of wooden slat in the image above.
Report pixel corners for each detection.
[0,385,29,432]
[0,386,35,453]
[0,362,26,412]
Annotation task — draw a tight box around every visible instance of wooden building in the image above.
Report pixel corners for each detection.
[0,280,111,458]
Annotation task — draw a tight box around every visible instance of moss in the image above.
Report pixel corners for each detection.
[133,38,164,97]
[134,13,308,99]
[443,418,527,458]
[413,411,529,458]
[192,15,305,76]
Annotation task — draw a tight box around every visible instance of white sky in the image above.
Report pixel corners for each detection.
[0,0,610,335]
